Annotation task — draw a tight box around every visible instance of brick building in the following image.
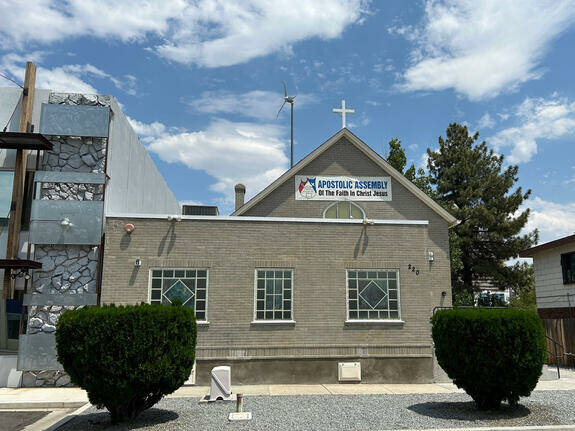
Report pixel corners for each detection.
[103,128,458,384]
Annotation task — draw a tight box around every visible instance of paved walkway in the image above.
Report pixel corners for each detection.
[0,375,573,409]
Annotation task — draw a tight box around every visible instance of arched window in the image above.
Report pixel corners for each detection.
[323,202,365,219]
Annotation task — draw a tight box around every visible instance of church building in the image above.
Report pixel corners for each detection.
[102,126,458,384]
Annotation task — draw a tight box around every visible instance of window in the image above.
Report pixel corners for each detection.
[150,269,207,321]
[561,252,575,284]
[347,270,400,320]
[324,201,365,219]
[255,270,293,320]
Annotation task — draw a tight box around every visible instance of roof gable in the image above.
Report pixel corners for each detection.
[233,128,458,227]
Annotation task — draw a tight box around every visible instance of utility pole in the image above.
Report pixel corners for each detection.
[3,62,36,299]
[0,62,35,350]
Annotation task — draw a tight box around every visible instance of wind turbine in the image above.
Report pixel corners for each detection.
[277,81,296,168]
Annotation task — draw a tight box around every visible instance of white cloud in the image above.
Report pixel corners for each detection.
[1,53,137,94]
[476,113,495,130]
[156,0,369,67]
[185,90,317,121]
[397,0,575,100]
[0,0,369,68]
[0,0,186,47]
[127,117,167,144]
[143,118,288,205]
[490,94,575,163]
[523,197,575,244]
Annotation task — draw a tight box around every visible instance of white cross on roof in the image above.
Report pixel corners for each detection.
[332,99,355,129]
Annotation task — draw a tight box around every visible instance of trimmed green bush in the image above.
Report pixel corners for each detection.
[56,303,196,423]
[432,308,546,409]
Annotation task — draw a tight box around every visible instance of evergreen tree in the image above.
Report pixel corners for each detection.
[427,123,538,298]
[386,138,407,172]
[386,138,435,196]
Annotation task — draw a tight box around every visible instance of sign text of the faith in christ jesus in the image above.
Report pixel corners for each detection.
[333,99,355,129]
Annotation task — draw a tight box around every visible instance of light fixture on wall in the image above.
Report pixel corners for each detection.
[11,269,31,280]
[428,251,435,262]
[60,217,74,229]
[124,223,135,234]
[134,258,142,267]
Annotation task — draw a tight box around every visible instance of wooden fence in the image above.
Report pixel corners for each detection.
[542,318,575,368]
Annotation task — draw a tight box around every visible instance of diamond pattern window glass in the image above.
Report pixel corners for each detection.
[255,269,293,320]
[150,269,208,321]
[347,270,400,320]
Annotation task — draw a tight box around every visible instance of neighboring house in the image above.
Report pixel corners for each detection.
[520,234,575,368]
[520,234,575,319]
[102,128,458,385]
[0,86,179,387]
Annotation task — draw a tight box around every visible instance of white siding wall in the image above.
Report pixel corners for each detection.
[533,242,575,309]
[104,98,180,215]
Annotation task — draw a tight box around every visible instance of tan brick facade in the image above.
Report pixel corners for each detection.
[100,133,453,383]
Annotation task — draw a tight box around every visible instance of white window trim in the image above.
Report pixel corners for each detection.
[253,268,295,322]
[345,269,402,321]
[148,268,210,324]
[322,201,366,219]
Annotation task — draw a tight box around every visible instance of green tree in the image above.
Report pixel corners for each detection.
[386,138,435,196]
[508,262,537,311]
[386,137,407,172]
[427,123,538,299]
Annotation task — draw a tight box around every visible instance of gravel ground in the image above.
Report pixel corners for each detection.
[57,391,575,431]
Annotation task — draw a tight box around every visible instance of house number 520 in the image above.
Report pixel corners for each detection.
[408,264,420,276]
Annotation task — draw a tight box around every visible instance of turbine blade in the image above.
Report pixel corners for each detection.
[276,100,286,119]
[282,81,287,97]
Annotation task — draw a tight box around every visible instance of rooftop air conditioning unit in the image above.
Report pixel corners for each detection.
[209,366,233,401]
[338,362,361,382]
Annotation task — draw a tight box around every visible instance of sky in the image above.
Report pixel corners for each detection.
[0,0,574,245]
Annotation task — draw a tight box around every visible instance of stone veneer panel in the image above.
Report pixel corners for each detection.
[23,92,110,387]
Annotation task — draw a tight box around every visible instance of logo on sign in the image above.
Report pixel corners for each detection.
[298,177,317,199]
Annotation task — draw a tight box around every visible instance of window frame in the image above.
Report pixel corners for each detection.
[345,269,403,323]
[561,252,575,285]
[252,268,295,323]
[323,201,365,220]
[148,268,209,323]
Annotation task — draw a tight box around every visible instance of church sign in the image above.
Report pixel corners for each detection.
[295,175,392,201]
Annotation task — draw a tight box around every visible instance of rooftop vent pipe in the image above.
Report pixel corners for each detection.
[234,184,246,211]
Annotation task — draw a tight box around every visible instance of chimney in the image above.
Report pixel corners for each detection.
[234,183,246,211]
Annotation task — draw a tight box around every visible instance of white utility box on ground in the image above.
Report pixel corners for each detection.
[338,362,361,382]
[209,366,233,401]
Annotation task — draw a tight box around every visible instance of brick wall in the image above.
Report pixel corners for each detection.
[102,218,445,360]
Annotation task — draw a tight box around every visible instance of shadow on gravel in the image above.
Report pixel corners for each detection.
[408,401,531,421]
[60,408,179,430]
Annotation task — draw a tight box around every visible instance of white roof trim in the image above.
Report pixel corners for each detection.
[106,213,429,226]
[232,128,458,227]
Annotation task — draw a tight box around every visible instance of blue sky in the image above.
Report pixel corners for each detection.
[0,0,574,244]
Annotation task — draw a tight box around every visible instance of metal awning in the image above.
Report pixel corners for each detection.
[0,132,53,151]
[0,259,42,270]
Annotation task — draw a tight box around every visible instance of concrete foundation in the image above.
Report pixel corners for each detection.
[195,357,433,385]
